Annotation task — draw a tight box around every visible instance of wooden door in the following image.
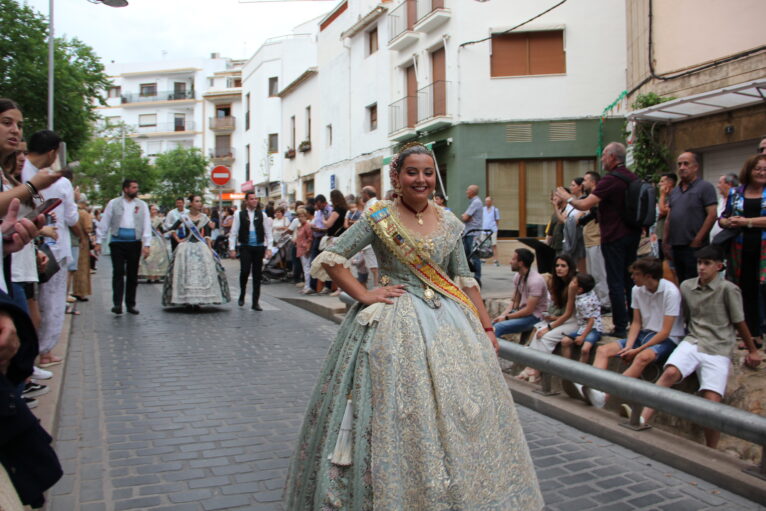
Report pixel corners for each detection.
[431,47,446,117]
[406,65,417,128]
[359,170,381,199]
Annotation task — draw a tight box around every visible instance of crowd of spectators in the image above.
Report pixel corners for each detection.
[497,139,766,448]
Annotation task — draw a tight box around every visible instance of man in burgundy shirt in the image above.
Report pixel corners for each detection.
[555,142,640,337]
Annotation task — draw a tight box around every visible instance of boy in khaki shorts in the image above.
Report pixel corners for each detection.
[640,245,761,447]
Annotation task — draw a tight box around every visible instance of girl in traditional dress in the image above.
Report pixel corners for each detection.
[161,195,230,307]
[138,204,170,283]
[284,145,543,510]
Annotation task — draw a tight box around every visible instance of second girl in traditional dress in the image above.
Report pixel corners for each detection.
[138,204,170,283]
[162,194,230,307]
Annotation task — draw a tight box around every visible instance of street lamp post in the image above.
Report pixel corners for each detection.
[47,0,128,130]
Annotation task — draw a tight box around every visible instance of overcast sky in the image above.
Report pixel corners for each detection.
[21,0,334,64]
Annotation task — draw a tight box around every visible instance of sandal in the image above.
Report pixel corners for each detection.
[515,368,533,381]
[65,306,80,316]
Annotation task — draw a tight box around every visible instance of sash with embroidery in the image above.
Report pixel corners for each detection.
[367,201,478,316]
[181,215,220,262]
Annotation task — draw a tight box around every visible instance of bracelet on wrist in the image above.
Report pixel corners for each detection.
[24,181,42,201]
[483,326,494,332]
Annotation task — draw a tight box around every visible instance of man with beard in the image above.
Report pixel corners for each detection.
[95,179,151,315]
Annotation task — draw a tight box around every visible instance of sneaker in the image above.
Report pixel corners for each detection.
[32,366,53,380]
[319,288,331,295]
[303,289,317,295]
[330,290,341,297]
[584,387,607,408]
[295,281,304,287]
[23,396,38,409]
[22,382,49,398]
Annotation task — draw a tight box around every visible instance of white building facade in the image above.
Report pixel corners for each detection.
[382,0,628,237]
[240,24,319,203]
[98,54,246,205]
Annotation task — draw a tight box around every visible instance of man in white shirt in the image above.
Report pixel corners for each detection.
[582,256,685,409]
[228,192,273,310]
[21,130,79,367]
[163,197,188,252]
[95,179,151,315]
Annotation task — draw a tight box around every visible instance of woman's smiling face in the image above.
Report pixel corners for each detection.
[0,108,23,156]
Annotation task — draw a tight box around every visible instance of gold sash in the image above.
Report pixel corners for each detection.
[367,201,478,316]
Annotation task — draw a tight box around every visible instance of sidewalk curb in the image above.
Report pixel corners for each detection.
[507,375,766,503]
[34,311,72,436]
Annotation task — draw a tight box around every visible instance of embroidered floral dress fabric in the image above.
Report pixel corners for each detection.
[284,201,543,510]
[161,214,230,306]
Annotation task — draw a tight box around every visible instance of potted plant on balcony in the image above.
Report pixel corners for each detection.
[298,140,311,152]
[285,147,296,159]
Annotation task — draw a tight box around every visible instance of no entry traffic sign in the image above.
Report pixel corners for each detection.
[210,166,231,186]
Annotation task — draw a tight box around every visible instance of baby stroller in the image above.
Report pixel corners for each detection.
[213,234,229,259]
[262,232,291,283]
[464,228,494,273]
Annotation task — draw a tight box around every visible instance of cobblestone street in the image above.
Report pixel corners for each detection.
[45,261,764,511]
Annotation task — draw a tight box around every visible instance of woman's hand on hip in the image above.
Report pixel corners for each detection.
[360,285,405,305]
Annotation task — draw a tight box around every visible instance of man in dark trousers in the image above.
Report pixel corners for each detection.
[555,142,641,338]
[228,192,273,310]
[95,179,151,315]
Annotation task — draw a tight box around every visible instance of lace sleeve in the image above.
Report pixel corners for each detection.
[324,211,375,259]
[310,251,353,281]
[309,213,375,280]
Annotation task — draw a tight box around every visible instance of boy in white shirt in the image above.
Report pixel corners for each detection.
[580,257,685,408]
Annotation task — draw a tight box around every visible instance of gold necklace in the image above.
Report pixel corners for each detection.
[399,198,429,225]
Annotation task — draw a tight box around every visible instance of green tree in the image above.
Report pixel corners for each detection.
[629,92,675,182]
[0,0,110,155]
[152,146,211,209]
[76,126,154,208]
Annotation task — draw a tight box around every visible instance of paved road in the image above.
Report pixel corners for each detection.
[45,260,763,511]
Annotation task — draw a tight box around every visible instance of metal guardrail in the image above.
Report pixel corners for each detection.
[416,0,444,22]
[388,95,416,135]
[388,0,412,43]
[498,340,766,476]
[417,80,449,123]
[121,90,195,104]
[135,121,195,133]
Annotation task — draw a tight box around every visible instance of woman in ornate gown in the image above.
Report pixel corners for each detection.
[284,145,543,510]
[138,204,170,283]
[162,195,230,307]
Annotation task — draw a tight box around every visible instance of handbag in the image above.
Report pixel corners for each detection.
[37,244,61,284]
[711,226,740,248]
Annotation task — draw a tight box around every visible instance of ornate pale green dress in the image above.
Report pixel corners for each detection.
[284,201,543,511]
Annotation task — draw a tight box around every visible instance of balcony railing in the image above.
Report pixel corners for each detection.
[417,80,449,123]
[416,0,444,21]
[388,0,415,43]
[210,147,235,160]
[388,95,418,135]
[121,90,195,104]
[134,121,195,134]
[209,116,236,131]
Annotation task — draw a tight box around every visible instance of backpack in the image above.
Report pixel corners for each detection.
[610,171,656,229]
